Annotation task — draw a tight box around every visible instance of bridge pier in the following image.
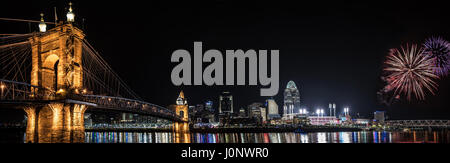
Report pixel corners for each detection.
[24,103,87,143]
[24,107,38,143]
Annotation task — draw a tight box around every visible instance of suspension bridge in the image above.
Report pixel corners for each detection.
[0,6,188,143]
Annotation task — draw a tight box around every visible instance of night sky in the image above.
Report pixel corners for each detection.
[1,0,449,120]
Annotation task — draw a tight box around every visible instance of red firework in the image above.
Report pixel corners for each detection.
[383,44,439,101]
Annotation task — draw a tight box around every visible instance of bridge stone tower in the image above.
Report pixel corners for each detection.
[170,91,190,143]
[25,22,87,143]
[29,23,84,94]
[175,91,189,121]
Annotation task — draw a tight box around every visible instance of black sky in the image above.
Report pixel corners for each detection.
[1,0,449,119]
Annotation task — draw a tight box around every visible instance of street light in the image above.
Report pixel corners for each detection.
[39,13,46,32]
[333,103,336,117]
[343,107,350,116]
[299,108,307,115]
[66,2,75,23]
[317,109,325,117]
[0,83,4,99]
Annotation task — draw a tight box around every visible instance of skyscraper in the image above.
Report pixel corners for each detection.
[283,81,300,118]
[219,91,233,114]
[205,100,213,112]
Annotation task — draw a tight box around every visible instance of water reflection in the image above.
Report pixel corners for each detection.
[84,131,449,143]
[85,132,173,143]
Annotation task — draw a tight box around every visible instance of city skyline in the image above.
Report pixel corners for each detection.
[0,1,449,120]
[1,0,450,150]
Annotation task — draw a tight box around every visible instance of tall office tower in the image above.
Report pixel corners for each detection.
[219,91,233,114]
[283,81,301,116]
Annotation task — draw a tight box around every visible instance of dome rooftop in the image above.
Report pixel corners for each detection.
[286,80,297,89]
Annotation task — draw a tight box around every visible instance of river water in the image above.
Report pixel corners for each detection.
[84,131,450,143]
[1,130,449,143]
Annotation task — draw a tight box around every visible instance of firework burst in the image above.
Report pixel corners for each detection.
[423,37,450,76]
[383,44,439,101]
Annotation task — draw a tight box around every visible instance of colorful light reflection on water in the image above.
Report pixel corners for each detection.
[84,131,450,143]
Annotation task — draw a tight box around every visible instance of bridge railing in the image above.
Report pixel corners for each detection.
[82,95,183,121]
[85,123,173,130]
[0,79,56,101]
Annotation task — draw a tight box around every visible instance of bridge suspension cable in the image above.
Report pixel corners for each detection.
[0,17,56,24]
[82,39,142,100]
[0,33,33,83]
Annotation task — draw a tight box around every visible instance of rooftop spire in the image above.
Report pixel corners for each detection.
[69,2,73,12]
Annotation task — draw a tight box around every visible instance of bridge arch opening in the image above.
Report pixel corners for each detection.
[42,54,60,91]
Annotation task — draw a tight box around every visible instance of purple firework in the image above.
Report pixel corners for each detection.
[423,37,450,76]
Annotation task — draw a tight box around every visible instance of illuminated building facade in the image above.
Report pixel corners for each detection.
[266,99,280,119]
[248,102,266,124]
[308,116,339,125]
[239,108,246,117]
[374,111,386,124]
[260,107,267,122]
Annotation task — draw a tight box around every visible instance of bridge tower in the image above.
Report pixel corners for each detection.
[175,90,188,121]
[29,22,84,94]
[24,5,88,143]
[171,91,190,143]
